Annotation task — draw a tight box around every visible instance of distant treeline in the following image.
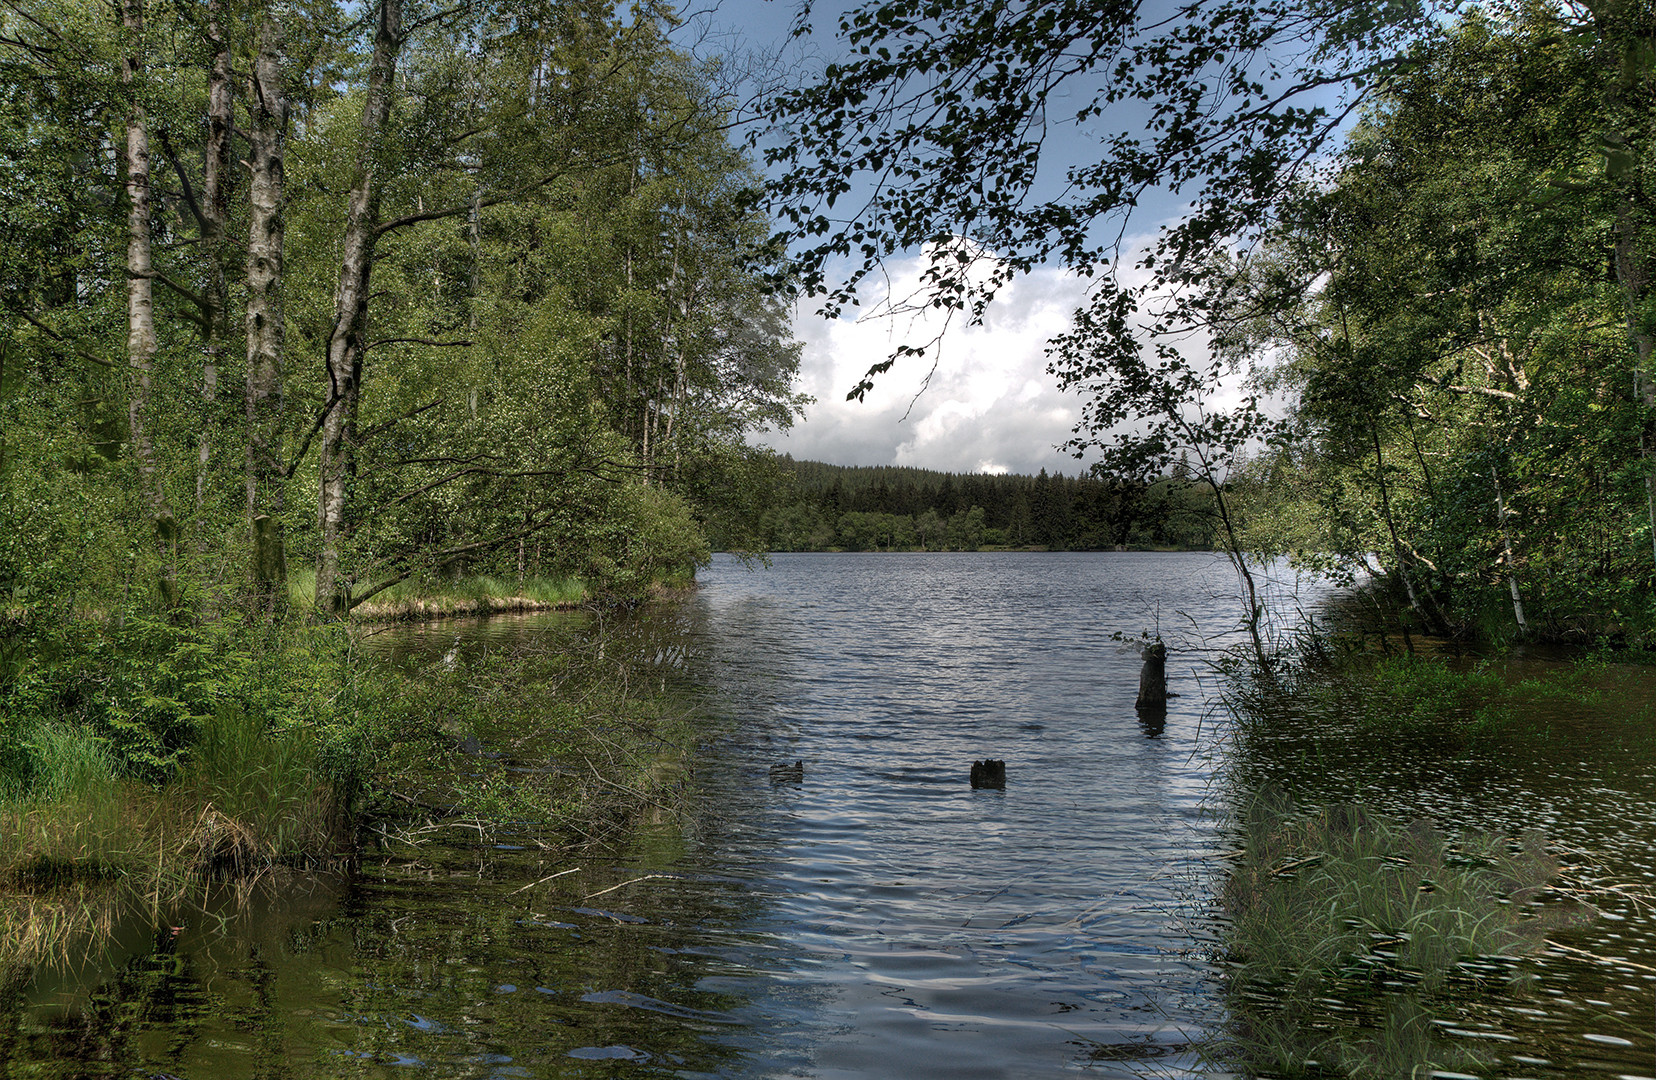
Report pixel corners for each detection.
[748,458,1219,552]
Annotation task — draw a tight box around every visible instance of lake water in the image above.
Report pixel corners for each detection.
[6,552,1655,1078]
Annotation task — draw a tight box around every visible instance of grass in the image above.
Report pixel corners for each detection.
[1214,792,1591,1078]
[1222,794,1568,992]
[285,569,588,620]
[0,709,348,970]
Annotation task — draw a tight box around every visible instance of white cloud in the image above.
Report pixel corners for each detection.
[757,235,1279,479]
[757,249,1095,477]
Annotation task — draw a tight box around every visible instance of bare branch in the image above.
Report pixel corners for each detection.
[363,336,473,352]
[356,397,446,442]
[285,391,342,479]
[156,129,208,234]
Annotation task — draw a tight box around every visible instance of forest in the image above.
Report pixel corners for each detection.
[1,0,803,626]
[749,457,1220,552]
[0,0,806,939]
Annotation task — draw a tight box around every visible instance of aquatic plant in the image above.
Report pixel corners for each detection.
[1215,792,1592,1077]
[1224,794,1570,991]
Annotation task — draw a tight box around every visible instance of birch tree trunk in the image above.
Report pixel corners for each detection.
[1613,198,1656,568]
[246,9,289,614]
[315,0,401,616]
[121,0,180,611]
[1491,462,1528,633]
[196,0,232,543]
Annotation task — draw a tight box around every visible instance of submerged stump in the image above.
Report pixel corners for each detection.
[1135,640,1167,711]
[970,759,1006,789]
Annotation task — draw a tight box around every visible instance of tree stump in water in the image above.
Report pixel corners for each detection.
[1135,641,1167,711]
[769,760,804,783]
[970,759,1006,789]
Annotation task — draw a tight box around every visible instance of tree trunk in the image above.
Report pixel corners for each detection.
[246,9,289,615]
[1613,197,1656,568]
[121,0,180,611]
[316,0,401,617]
[196,0,233,548]
[1491,461,1528,633]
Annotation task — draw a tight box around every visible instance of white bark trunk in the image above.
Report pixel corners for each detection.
[246,10,289,612]
[122,0,179,610]
[316,0,401,616]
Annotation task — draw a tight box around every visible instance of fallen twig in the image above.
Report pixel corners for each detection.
[582,874,672,900]
[509,866,582,896]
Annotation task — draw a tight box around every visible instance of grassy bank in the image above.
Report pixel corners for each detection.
[285,570,589,621]
[0,610,700,972]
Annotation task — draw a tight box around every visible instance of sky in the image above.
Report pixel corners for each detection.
[677,0,1330,479]
[680,1,1140,478]
[757,255,1098,477]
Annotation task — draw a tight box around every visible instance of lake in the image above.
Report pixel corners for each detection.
[5,552,1654,1078]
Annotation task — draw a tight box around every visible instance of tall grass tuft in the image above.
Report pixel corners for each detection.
[0,722,128,882]
[1223,792,1571,993]
[1215,792,1589,1077]
[176,707,340,875]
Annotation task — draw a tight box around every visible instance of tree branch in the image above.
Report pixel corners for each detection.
[390,464,575,506]
[156,129,209,234]
[14,310,114,368]
[356,397,446,442]
[285,391,342,479]
[363,336,473,352]
[140,269,211,322]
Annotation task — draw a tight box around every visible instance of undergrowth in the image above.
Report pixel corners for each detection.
[0,607,697,972]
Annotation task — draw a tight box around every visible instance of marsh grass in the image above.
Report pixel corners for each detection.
[1220,636,1650,746]
[286,570,586,620]
[1215,793,1591,1078]
[0,709,349,970]
[1223,794,1569,993]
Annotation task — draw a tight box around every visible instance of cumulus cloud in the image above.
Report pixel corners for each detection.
[756,250,1097,476]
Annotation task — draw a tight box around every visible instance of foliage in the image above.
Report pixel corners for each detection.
[1212,9,1656,641]
[750,457,1218,551]
[361,622,700,844]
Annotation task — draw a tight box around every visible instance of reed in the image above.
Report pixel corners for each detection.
[1222,793,1569,993]
[1214,792,1590,1076]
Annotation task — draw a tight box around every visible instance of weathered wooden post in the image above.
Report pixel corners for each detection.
[970,759,1006,789]
[1135,640,1167,710]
